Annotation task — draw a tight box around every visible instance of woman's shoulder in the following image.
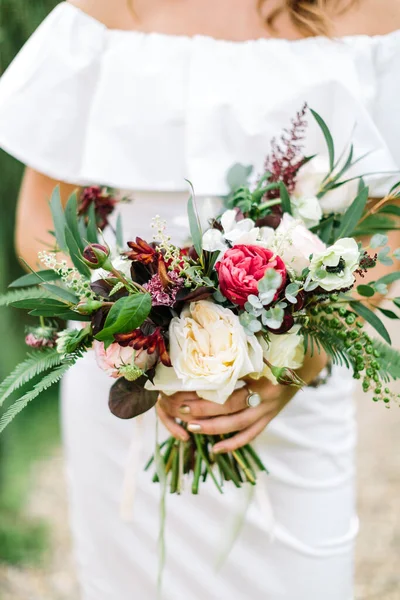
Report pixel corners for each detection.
[66,0,136,29]
[335,0,400,37]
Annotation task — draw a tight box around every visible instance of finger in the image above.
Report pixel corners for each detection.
[156,402,189,442]
[161,387,256,421]
[187,403,270,436]
[213,414,271,453]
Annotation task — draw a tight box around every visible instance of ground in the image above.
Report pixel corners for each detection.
[1,387,400,599]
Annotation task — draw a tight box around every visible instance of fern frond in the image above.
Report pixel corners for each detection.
[0,362,73,434]
[0,348,63,410]
[303,323,354,370]
[372,340,400,381]
[0,287,52,307]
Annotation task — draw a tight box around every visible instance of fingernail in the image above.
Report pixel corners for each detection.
[213,446,225,454]
[179,405,191,415]
[188,423,202,433]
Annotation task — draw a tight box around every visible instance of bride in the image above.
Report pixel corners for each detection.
[0,0,400,598]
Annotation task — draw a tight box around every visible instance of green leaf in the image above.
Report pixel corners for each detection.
[49,186,67,252]
[393,248,400,260]
[310,109,335,170]
[335,186,368,239]
[95,293,152,341]
[64,227,91,278]
[350,302,391,344]
[29,309,91,321]
[65,192,85,252]
[393,298,400,309]
[9,270,62,288]
[375,307,399,320]
[0,349,63,411]
[353,215,397,235]
[375,272,400,286]
[11,298,68,311]
[0,362,73,434]
[42,284,79,304]
[379,204,400,217]
[116,213,123,248]
[279,182,292,215]
[86,203,99,244]
[0,287,53,308]
[370,234,388,249]
[357,284,375,298]
[187,185,203,258]
[226,163,253,192]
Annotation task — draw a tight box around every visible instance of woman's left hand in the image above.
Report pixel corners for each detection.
[157,378,297,454]
[157,348,329,453]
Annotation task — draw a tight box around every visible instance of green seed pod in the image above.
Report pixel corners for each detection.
[346,315,356,325]
[365,345,373,354]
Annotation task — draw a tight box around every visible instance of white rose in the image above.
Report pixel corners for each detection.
[308,237,360,292]
[250,326,305,385]
[145,300,264,404]
[294,156,358,215]
[202,209,273,252]
[273,213,326,276]
[291,195,322,228]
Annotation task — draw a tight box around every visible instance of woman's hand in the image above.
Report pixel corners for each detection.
[156,348,328,453]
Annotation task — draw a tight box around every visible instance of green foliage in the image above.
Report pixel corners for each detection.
[0,287,52,306]
[303,322,352,369]
[0,349,62,411]
[95,293,152,342]
[0,362,73,434]
[350,301,391,344]
[373,340,400,380]
[187,186,203,259]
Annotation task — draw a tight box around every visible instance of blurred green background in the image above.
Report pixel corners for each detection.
[0,0,62,565]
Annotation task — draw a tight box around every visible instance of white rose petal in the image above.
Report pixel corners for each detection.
[294,156,358,215]
[273,213,326,275]
[250,326,305,385]
[145,300,264,404]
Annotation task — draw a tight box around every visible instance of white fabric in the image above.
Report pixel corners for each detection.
[0,2,400,196]
[2,3,400,598]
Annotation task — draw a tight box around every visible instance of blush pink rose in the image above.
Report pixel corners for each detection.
[215,245,286,307]
[93,341,156,378]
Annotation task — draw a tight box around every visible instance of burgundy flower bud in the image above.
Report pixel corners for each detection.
[82,243,111,269]
[267,313,294,335]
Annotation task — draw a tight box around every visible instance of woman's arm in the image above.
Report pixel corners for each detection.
[16,168,78,268]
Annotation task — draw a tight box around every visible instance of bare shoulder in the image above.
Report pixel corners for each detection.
[335,0,400,36]
[66,0,136,29]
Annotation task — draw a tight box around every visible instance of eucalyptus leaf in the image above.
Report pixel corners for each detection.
[375,272,400,286]
[43,284,79,304]
[226,163,254,192]
[370,234,388,249]
[116,213,124,248]
[285,283,300,304]
[357,284,375,298]
[11,298,68,310]
[375,307,399,320]
[64,227,91,278]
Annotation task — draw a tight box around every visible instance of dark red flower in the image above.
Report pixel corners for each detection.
[126,238,158,265]
[115,326,171,367]
[78,186,118,230]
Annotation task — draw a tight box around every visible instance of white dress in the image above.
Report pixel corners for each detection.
[1,4,400,599]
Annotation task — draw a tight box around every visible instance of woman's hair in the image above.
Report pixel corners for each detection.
[261,1,354,37]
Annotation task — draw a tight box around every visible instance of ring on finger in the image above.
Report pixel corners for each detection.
[246,389,262,408]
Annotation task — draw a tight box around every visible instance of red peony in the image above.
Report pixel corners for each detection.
[216,245,286,307]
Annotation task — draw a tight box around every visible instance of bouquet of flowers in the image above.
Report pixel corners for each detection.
[1,106,400,497]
